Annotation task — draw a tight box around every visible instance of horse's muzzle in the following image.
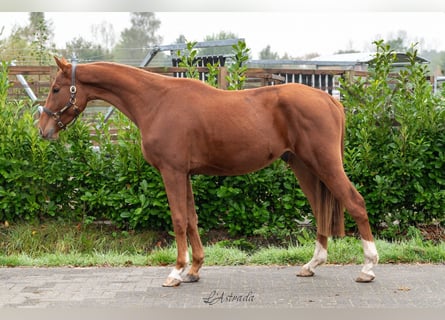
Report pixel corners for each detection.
[37,106,58,140]
[39,126,57,140]
[38,120,58,140]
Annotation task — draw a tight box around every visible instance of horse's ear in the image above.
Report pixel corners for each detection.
[54,56,69,71]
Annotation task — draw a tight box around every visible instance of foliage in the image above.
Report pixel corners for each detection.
[176,39,250,90]
[62,37,113,62]
[0,101,57,221]
[422,49,445,75]
[340,40,445,237]
[176,41,199,79]
[205,61,220,88]
[0,61,11,105]
[259,45,280,60]
[28,13,55,65]
[1,39,444,241]
[226,40,250,90]
[200,31,240,56]
[0,12,55,65]
[384,30,410,52]
[90,21,116,52]
[113,12,162,65]
[192,162,310,237]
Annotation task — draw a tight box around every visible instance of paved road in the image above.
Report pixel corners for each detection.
[0,264,444,309]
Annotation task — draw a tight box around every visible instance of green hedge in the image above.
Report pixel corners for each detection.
[340,41,445,237]
[1,41,444,239]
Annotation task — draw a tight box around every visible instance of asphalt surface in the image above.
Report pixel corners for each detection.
[1,264,444,309]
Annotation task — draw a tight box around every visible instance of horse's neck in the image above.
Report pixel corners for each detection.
[81,63,162,126]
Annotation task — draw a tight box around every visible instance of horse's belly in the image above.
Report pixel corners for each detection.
[190,145,284,176]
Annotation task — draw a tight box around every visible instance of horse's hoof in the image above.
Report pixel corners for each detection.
[183,274,200,283]
[182,273,200,283]
[297,267,314,277]
[355,272,375,283]
[162,277,182,287]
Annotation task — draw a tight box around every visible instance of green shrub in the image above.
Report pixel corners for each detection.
[1,40,443,241]
[340,40,445,237]
[0,100,93,222]
[0,61,11,105]
[226,40,250,90]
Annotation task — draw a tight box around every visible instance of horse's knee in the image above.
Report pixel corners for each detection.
[172,217,187,235]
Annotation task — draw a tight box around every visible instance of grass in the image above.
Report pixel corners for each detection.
[0,222,444,267]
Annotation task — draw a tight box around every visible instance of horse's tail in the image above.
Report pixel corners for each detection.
[314,180,345,237]
[315,97,345,238]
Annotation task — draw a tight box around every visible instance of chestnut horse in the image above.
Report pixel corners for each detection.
[38,57,378,287]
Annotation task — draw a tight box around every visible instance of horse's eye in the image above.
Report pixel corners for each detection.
[52,87,60,94]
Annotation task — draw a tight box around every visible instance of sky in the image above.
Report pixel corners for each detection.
[1,11,445,59]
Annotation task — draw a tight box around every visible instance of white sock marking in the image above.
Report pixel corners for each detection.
[361,239,378,275]
[168,267,184,281]
[168,250,189,281]
[303,240,327,272]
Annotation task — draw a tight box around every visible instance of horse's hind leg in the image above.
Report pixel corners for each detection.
[339,182,379,282]
[182,178,204,283]
[287,150,378,282]
[285,154,328,277]
[307,158,379,282]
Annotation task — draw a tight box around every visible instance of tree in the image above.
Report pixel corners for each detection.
[91,21,116,52]
[375,30,411,52]
[27,13,55,65]
[21,13,54,43]
[203,31,238,42]
[175,34,187,44]
[259,45,279,60]
[421,49,445,76]
[113,12,162,65]
[0,12,55,65]
[200,31,239,56]
[0,26,28,63]
[63,37,112,62]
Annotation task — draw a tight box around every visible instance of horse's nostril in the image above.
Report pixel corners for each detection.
[39,127,56,140]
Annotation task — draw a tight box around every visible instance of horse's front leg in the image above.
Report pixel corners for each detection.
[160,169,190,287]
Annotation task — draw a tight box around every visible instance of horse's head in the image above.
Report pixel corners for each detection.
[38,56,87,140]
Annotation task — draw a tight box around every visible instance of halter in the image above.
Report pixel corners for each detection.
[38,59,81,130]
